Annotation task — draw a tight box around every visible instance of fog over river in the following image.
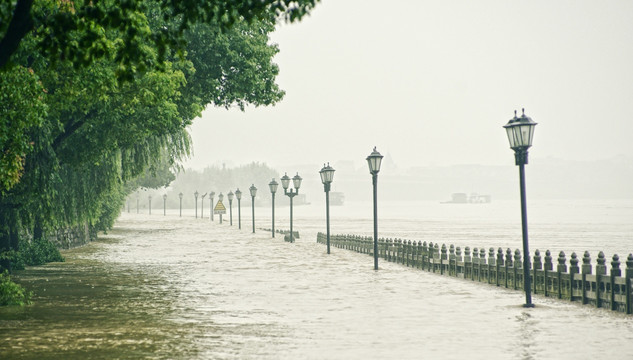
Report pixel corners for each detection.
[1,199,632,359]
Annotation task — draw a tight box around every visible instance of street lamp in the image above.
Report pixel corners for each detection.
[136,191,140,214]
[367,147,383,270]
[228,191,234,226]
[235,189,242,229]
[163,194,167,216]
[201,193,207,219]
[194,190,199,218]
[179,192,183,217]
[148,195,152,215]
[218,192,224,224]
[281,172,302,243]
[210,191,215,221]
[320,163,335,254]
[250,184,257,233]
[268,178,278,238]
[504,108,537,308]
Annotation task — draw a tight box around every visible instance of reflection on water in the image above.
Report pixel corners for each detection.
[1,200,632,359]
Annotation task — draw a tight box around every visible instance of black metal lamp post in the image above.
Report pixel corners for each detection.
[235,189,242,229]
[136,191,140,214]
[163,194,167,216]
[218,193,224,224]
[148,195,152,215]
[281,173,302,243]
[210,191,215,221]
[268,179,278,238]
[504,108,537,308]
[194,190,199,218]
[179,192,183,217]
[201,193,207,219]
[249,184,257,233]
[228,191,234,226]
[367,147,383,270]
[319,163,335,254]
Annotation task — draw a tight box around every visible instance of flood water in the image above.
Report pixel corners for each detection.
[1,199,632,359]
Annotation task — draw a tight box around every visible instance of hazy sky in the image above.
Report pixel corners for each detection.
[184,0,633,171]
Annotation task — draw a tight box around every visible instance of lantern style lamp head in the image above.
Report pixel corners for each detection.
[210,191,215,197]
[227,191,234,202]
[249,184,258,197]
[235,188,242,200]
[178,192,183,199]
[194,190,199,198]
[366,147,384,175]
[504,108,537,165]
[319,163,335,185]
[292,173,302,190]
[218,192,224,201]
[281,173,291,191]
[269,178,279,194]
[163,194,167,200]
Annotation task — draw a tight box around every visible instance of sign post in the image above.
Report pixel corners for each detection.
[214,200,227,224]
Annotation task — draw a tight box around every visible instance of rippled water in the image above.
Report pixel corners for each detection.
[1,199,632,359]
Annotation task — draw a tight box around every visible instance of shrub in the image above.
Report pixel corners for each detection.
[0,270,31,306]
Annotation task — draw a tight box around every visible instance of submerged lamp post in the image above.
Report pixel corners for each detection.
[218,193,224,224]
[194,190,199,218]
[235,189,242,229]
[148,195,152,215]
[210,191,215,221]
[178,192,183,217]
[269,179,278,238]
[228,191,234,226]
[367,147,383,270]
[281,173,302,243]
[136,191,140,214]
[250,184,257,233]
[319,163,335,254]
[163,194,167,216]
[201,193,207,219]
[504,108,537,308]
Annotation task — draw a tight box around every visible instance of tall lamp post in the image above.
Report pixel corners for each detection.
[201,193,207,219]
[179,192,183,217]
[320,163,335,254]
[148,195,152,215]
[235,189,242,229]
[367,147,383,270]
[210,191,215,221]
[268,179,278,238]
[163,194,167,216]
[504,108,537,308]
[194,190,199,218]
[136,191,140,214]
[250,184,257,233]
[218,193,224,224]
[281,173,302,243]
[228,191,234,226]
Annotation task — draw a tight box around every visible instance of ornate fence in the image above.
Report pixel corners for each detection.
[316,233,633,314]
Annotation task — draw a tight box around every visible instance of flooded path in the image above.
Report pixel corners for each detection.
[2,202,633,359]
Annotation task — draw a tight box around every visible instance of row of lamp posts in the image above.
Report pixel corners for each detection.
[127,110,537,308]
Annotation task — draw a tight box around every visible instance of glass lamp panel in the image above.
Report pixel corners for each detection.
[319,168,327,184]
[218,193,224,201]
[227,191,234,201]
[194,191,199,197]
[249,184,258,197]
[323,168,335,183]
[366,147,383,173]
[235,189,242,200]
[269,179,278,193]
[281,173,290,190]
[292,173,302,190]
[179,192,183,199]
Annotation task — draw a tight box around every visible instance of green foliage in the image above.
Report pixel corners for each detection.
[14,237,64,268]
[0,270,32,306]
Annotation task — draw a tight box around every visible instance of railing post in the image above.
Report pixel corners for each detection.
[533,249,542,294]
[569,252,580,301]
[479,248,486,283]
[441,244,448,275]
[505,248,512,288]
[497,248,504,287]
[544,250,553,297]
[464,246,471,279]
[557,251,567,299]
[514,249,522,291]
[626,253,633,314]
[581,251,592,305]
[596,251,607,308]
[455,246,462,277]
[610,254,621,311]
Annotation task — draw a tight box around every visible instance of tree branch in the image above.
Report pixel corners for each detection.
[0,0,35,69]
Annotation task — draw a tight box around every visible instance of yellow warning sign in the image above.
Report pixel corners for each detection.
[214,200,226,214]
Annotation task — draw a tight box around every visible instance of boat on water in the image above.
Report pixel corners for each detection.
[441,193,491,204]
